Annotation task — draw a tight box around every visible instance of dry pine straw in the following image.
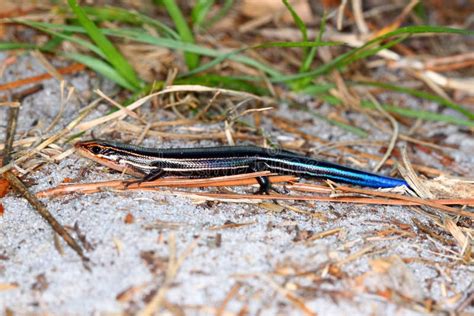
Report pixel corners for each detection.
[1,55,473,314]
[0,2,473,313]
[2,78,472,260]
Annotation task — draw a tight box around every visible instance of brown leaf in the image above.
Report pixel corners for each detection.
[240,0,313,23]
[0,179,9,197]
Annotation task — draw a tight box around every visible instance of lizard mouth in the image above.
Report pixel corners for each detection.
[74,141,144,177]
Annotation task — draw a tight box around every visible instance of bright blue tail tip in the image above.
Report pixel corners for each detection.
[376,178,410,189]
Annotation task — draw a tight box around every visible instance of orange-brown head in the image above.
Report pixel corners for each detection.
[74,140,144,177]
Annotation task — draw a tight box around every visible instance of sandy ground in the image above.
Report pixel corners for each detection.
[0,54,473,315]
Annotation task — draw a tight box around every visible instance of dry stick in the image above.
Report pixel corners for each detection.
[456,290,474,313]
[368,93,399,172]
[1,98,88,266]
[44,82,73,134]
[352,0,369,34]
[75,84,264,132]
[0,63,85,91]
[35,176,474,208]
[0,84,44,103]
[31,50,65,81]
[0,98,100,175]
[95,89,145,123]
[173,191,474,209]
[41,186,474,207]
[260,274,317,316]
[2,172,89,264]
[0,101,20,107]
[194,90,221,120]
[2,107,18,164]
[335,185,472,218]
[399,145,435,199]
[216,283,241,316]
[138,233,198,316]
[116,120,262,141]
[36,172,292,196]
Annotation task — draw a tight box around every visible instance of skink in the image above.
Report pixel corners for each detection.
[75,140,408,193]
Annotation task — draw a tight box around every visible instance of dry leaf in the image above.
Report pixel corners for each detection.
[0,179,10,197]
[240,0,313,24]
[366,255,425,301]
[421,176,474,199]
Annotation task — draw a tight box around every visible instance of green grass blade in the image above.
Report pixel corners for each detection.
[17,21,340,80]
[180,41,341,78]
[176,74,268,95]
[281,0,311,91]
[295,12,328,89]
[301,12,326,73]
[282,0,308,46]
[203,0,234,29]
[272,25,474,83]
[0,42,38,50]
[103,28,282,77]
[63,52,138,91]
[179,47,247,77]
[361,100,474,128]
[298,83,335,95]
[312,111,368,137]
[414,2,428,22]
[354,81,474,121]
[290,103,368,137]
[255,41,341,48]
[82,5,180,39]
[20,21,283,77]
[67,0,141,89]
[41,35,65,51]
[16,19,106,58]
[161,0,199,70]
[344,35,408,66]
[192,0,214,29]
[82,5,144,23]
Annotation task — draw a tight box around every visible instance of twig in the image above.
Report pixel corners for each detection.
[95,89,146,123]
[352,0,369,34]
[3,172,89,265]
[44,81,74,133]
[0,63,85,91]
[216,283,241,316]
[36,171,288,196]
[455,289,474,313]
[0,97,100,175]
[368,93,399,172]
[75,85,263,132]
[115,120,262,141]
[399,145,435,199]
[2,107,18,165]
[152,190,474,209]
[138,233,198,316]
[336,244,376,267]
[335,185,473,218]
[1,106,88,266]
[0,101,20,107]
[36,174,474,210]
[260,274,317,316]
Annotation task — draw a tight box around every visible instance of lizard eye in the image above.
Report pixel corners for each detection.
[90,145,102,155]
